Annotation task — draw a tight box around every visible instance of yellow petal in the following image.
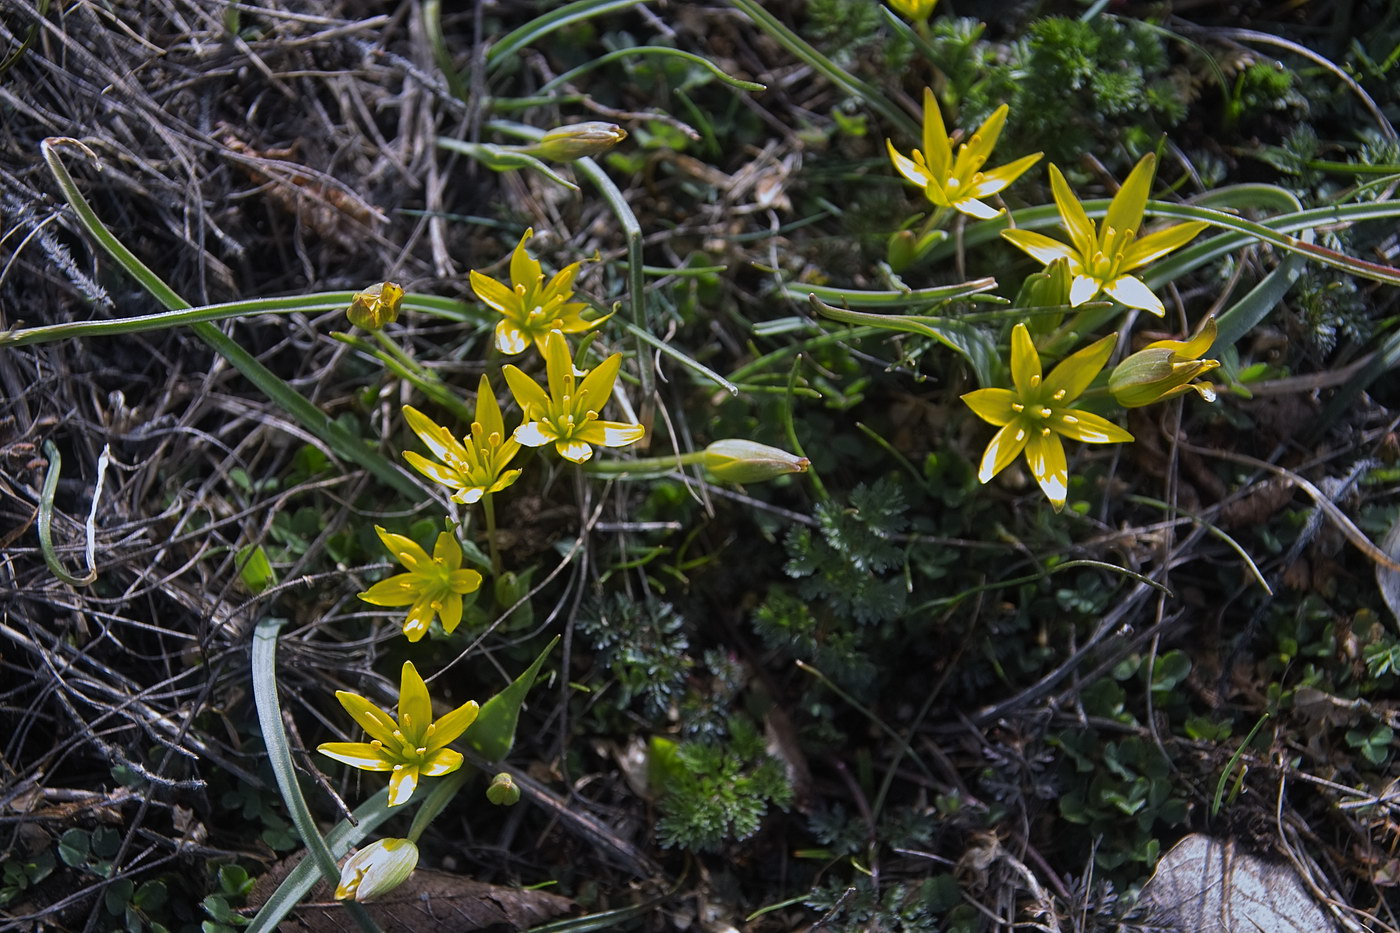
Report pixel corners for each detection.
[1024,431,1068,510]
[513,422,556,448]
[1048,163,1096,261]
[317,742,396,771]
[509,228,540,292]
[576,420,646,448]
[1009,323,1042,397]
[502,364,549,416]
[1105,153,1155,242]
[397,662,432,742]
[1122,221,1209,271]
[358,575,423,608]
[978,420,1029,483]
[473,374,506,438]
[374,525,431,572]
[963,104,1009,170]
[556,439,595,463]
[1069,274,1102,307]
[543,330,573,401]
[334,692,398,745]
[403,451,465,491]
[578,352,623,405]
[431,532,463,570]
[428,701,479,750]
[419,749,464,777]
[403,406,468,466]
[887,139,933,187]
[469,271,517,314]
[1052,409,1134,444]
[919,87,951,182]
[967,152,1042,198]
[494,320,530,355]
[953,196,1002,220]
[401,608,431,642]
[1043,331,1117,401]
[387,767,418,806]
[960,387,1019,426]
[1001,229,1078,267]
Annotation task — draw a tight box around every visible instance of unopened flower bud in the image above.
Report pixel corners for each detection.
[887,0,939,21]
[1109,319,1220,408]
[702,439,809,484]
[347,282,404,330]
[486,772,521,806]
[531,123,627,162]
[334,838,418,902]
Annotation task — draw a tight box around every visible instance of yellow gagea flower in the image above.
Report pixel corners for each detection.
[358,526,483,642]
[1109,318,1220,408]
[887,90,1042,220]
[962,323,1134,510]
[469,229,609,355]
[402,375,522,504]
[318,661,478,806]
[887,0,938,21]
[502,330,645,463]
[1000,154,1208,316]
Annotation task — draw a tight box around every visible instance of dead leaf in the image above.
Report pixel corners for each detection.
[1139,834,1337,933]
[251,859,574,932]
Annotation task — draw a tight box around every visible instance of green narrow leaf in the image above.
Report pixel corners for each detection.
[808,294,1004,387]
[465,636,560,761]
[236,544,277,594]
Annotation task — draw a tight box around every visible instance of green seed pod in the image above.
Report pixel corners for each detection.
[486,772,521,806]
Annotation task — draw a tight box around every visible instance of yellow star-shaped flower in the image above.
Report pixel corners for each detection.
[358,526,482,642]
[887,90,1042,220]
[402,375,522,504]
[317,661,478,807]
[962,323,1134,510]
[1000,154,1208,316]
[469,229,610,356]
[502,330,644,464]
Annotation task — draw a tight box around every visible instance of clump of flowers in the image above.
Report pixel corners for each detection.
[317,661,479,806]
[887,90,1042,220]
[1000,153,1208,315]
[402,375,522,504]
[503,330,644,463]
[962,323,1133,510]
[358,526,483,642]
[470,229,609,355]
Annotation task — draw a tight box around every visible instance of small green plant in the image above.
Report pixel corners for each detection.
[650,717,794,851]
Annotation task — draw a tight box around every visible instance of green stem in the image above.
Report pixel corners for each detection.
[369,331,474,423]
[482,493,503,579]
[405,769,469,844]
[251,618,381,933]
[580,449,708,476]
[40,139,423,499]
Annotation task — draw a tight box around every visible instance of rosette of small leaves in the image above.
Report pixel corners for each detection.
[654,716,793,851]
[578,594,691,718]
[752,479,909,693]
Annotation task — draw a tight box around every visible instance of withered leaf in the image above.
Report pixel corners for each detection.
[251,860,574,932]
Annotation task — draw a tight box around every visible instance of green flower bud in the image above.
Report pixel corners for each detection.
[531,122,627,162]
[486,772,521,806]
[334,838,418,902]
[347,282,404,330]
[702,439,809,484]
[1108,319,1220,408]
